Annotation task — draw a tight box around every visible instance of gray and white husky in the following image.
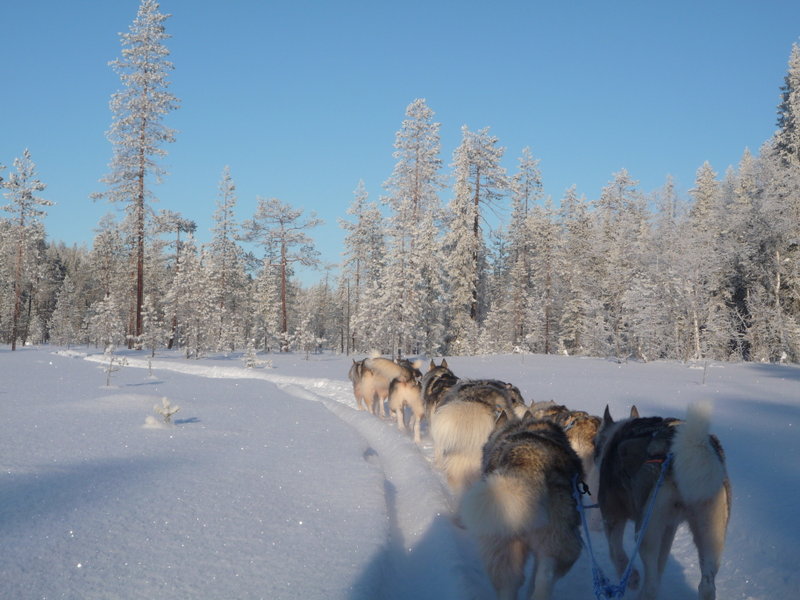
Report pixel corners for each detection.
[430,379,528,496]
[348,356,421,418]
[530,400,601,483]
[347,359,387,415]
[419,359,460,419]
[592,402,731,600]
[460,412,584,600]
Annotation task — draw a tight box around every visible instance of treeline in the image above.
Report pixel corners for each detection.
[2,109,798,363]
[1,2,798,363]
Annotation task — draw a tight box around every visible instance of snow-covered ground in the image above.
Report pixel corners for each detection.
[1,347,797,599]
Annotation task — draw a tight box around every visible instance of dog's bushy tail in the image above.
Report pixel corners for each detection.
[460,472,547,538]
[672,401,726,505]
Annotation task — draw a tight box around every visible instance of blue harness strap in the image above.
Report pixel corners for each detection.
[573,453,674,599]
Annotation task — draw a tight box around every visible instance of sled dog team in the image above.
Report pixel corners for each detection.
[349,356,731,600]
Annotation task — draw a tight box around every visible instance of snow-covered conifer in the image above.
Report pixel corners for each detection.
[95,0,179,344]
[1,149,51,350]
[444,126,508,353]
[378,100,447,355]
[207,166,247,352]
[242,198,321,351]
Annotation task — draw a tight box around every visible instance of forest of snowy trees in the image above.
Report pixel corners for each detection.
[2,0,799,363]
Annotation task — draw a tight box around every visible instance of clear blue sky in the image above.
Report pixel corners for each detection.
[3,0,799,283]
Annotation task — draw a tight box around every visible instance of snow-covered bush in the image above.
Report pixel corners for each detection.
[154,397,180,425]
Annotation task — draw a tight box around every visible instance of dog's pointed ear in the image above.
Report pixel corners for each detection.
[630,405,640,419]
[495,410,509,428]
[523,409,534,420]
[603,404,614,425]
[441,358,448,369]
[429,359,436,370]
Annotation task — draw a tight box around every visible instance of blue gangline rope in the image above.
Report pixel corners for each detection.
[573,452,674,599]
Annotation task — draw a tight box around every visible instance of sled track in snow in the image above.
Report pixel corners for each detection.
[74,352,493,599]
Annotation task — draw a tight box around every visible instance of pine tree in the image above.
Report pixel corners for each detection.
[140,293,167,356]
[49,275,82,347]
[242,198,321,350]
[207,166,246,351]
[163,236,213,358]
[444,125,508,352]
[1,149,51,350]
[592,169,649,360]
[88,293,127,350]
[381,99,445,356]
[776,42,800,166]
[526,198,561,354]
[95,0,178,345]
[339,180,385,353]
[557,186,594,355]
[506,147,543,346]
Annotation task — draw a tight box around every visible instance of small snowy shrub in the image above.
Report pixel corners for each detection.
[154,396,180,425]
[242,339,260,368]
[103,346,128,386]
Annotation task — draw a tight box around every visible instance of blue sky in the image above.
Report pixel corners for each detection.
[3,0,799,283]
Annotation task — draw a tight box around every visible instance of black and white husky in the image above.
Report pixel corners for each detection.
[592,402,731,600]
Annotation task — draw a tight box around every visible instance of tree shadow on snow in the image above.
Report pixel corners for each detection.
[0,457,170,536]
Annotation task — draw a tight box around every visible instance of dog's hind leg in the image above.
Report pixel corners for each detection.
[482,537,527,600]
[688,488,729,600]
[531,554,558,600]
[657,522,678,576]
[604,517,639,590]
[394,403,406,431]
[636,518,671,600]
[411,412,421,444]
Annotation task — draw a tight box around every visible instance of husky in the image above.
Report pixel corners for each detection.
[420,359,460,418]
[530,400,601,481]
[387,375,425,444]
[349,356,422,418]
[460,412,583,600]
[593,403,731,600]
[347,359,388,415]
[430,379,529,496]
[364,355,421,384]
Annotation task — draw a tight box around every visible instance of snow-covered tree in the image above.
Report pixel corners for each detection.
[526,198,561,354]
[557,186,595,355]
[140,293,167,356]
[163,236,214,358]
[242,198,321,350]
[592,169,649,359]
[88,293,127,349]
[49,275,83,347]
[206,166,247,352]
[776,42,800,167]
[381,99,446,356]
[1,149,51,350]
[505,147,543,347]
[339,180,385,353]
[444,125,508,352]
[95,0,178,345]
